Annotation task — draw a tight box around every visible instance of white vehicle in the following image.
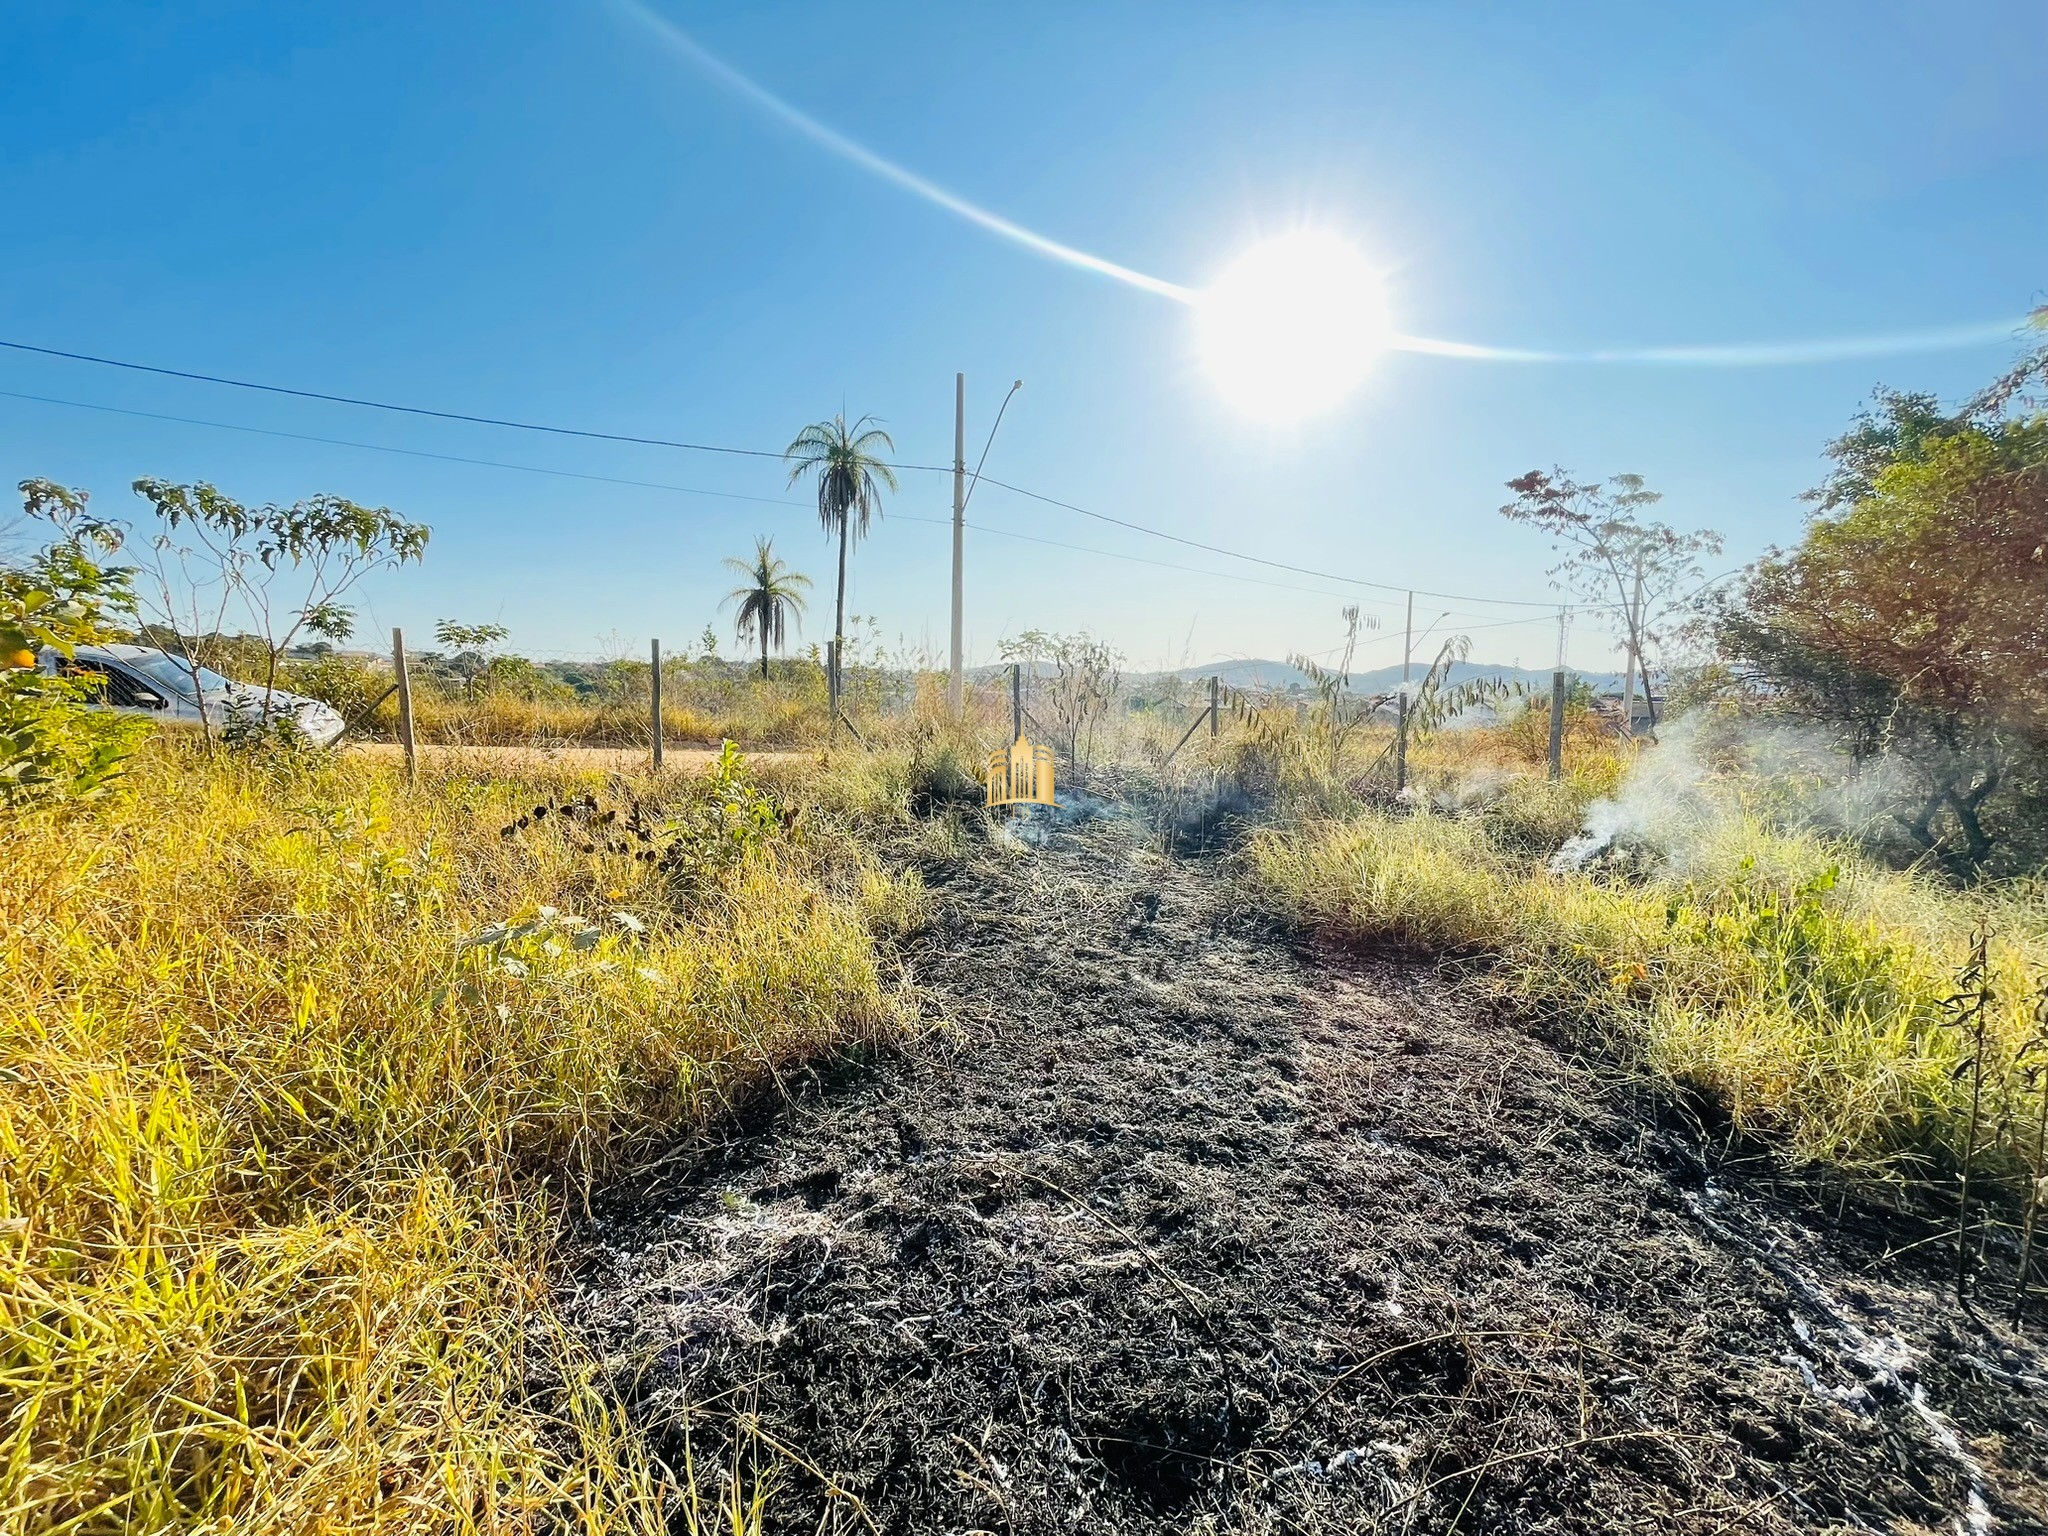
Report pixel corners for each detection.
[35,643,348,747]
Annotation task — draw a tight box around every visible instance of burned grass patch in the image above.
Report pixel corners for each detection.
[565,814,2048,1533]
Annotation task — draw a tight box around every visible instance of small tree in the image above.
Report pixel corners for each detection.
[1500,471,1722,727]
[1285,605,1376,774]
[721,537,811,679]
[1000,629,1122,770]
[2,481,148,805]
[1714,400,2048,877]
[433,620,510,700]
[129,480,430,744]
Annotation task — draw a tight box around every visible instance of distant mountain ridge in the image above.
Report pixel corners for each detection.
[968,658,1632,693]
[1153,658,1630,694]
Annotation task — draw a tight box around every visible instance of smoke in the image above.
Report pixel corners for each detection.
[1548,713,1917,874]
[1429,767,1516,815]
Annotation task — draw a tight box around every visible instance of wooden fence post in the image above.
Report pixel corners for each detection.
[827,641,839,744]
[1548,669,1566,782]
[1209,674,1220,738]
[1011,663,1023,743]
[1395,693,1409,793]
[391,627,416,785]
[650,638,664,773]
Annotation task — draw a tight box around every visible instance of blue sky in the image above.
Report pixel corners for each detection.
[3,1,2042,674]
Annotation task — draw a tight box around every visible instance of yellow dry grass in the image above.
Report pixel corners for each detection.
[1250,798,2048,1180]
[0,742,918,1533]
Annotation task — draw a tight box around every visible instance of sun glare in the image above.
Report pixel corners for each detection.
[1197,231,1392,421]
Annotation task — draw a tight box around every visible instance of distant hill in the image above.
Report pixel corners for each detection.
[1154,659,1628,694]
[971,656,1632,694]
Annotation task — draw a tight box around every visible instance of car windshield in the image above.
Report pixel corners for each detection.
[121,653,238,698]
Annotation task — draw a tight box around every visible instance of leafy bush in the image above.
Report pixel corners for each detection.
[1713,366,2048,877]
[2,480,150,807]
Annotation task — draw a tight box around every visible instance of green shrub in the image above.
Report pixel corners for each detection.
[2,480,149,808]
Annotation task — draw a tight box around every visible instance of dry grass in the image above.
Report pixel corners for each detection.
[1250,785,2048,1182]
[342,667,986,754]
[0,741,920,1533]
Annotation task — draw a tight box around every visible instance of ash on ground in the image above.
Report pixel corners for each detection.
[563,813,2048,1535]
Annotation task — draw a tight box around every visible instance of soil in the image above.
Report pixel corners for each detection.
[563,806,2048,1535]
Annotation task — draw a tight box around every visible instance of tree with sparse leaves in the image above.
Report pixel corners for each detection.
[433,620,510,700]
[128,479,430,745]
[1500,471,1722,727]
[1000,629,1122,770]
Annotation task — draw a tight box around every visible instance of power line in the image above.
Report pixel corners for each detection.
[0,388,809,509]
[0,337,949,471]
[1,384,1406,606]
[1,336,1613,614]
[970,473,1596,610]
[898,512,1408,606]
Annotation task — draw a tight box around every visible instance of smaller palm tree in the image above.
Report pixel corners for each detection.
[721,536,811,679]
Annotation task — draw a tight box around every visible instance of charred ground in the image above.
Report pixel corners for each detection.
[564,807,2048,1534]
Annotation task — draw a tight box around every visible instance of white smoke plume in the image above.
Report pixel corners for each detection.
[1549,713,1916,873]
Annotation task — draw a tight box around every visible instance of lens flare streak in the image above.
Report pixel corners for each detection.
[615,0,1195,304]
[617,2,2031,370]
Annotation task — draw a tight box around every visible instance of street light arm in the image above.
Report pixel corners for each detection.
[961,379,1022,513]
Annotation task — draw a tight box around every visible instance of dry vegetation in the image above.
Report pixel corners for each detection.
[294,653,934,752]
[10,665,2048,1531]
[0,739,928,1533]
[1239,710,2048,1188]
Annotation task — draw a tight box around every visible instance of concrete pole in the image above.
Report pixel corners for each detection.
[949,372,966,720]
[650,637,663,773]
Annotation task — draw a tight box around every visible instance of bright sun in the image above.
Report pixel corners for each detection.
[1197,231,1393,422]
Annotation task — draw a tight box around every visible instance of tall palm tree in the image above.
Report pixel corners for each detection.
[721,536,811,679]
[783,414,896,700]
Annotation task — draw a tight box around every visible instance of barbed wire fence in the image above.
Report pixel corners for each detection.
[304,607,1635,791]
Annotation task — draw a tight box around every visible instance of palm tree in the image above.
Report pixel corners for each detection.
[721,536,811,679]
[783,414,896,702]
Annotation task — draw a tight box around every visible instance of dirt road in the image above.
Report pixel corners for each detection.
[567,808,2048,1534]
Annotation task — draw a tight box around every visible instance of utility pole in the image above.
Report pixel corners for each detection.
[947,376,1022,722]
[949,372,966,719]
[1395,590,1413,792]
